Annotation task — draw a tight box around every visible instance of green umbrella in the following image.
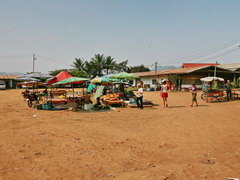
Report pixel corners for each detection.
[53,77,89,97]
[53,77,89,85]
[110,72,139,80]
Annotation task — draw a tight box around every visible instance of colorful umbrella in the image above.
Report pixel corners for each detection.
[110,72,139,80]
[53,77,89,97]
[53,77,89,85]
[91,76,111,85]
[46,71,72,84]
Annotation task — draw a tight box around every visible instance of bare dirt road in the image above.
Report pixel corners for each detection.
[0,89,240,180]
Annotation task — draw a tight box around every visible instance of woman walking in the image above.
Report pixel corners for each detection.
[161,80,169,107]
[190,84,198,107]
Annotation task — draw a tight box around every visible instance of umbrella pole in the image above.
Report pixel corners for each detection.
[36,80,38,92]
[72,84,74,98]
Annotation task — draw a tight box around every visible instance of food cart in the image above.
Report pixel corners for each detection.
[200,77,225,102]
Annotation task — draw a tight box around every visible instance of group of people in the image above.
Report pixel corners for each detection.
[135,79,234,109]
[135,80,179,109]
[135,80,173,109]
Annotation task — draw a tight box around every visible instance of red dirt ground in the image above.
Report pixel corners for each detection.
[0,89,240,180]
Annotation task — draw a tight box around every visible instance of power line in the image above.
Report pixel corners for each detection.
[196,47,240,63]
[37,55,71,66]
[176,39,240,62]
[154,39,240,66]
[0,54,31,58]
[187,42,240,63]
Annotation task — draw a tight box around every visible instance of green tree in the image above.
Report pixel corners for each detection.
[72,58,86,72]
[128,64,150,73]
[90,54,105,77]
[84,61,96,78]
[115,60,129,73]
[49,69,70,76]
[69,69,88,77]
[71,58,88,77]
[104,56,116,74]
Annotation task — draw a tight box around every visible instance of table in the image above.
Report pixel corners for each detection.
[102,99,125,107]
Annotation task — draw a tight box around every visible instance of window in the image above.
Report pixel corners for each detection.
[152,79,157,84]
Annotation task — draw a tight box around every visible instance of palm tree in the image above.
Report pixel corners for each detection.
[90,54,105,77]
[72,58,85,72]
[84,61,96,78]
[71,58,88,77]
[104,56,116,74]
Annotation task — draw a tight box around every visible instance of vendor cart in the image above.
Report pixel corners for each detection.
[200,77,225,102]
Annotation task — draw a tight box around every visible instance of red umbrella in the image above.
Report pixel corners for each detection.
[46,71,72,84]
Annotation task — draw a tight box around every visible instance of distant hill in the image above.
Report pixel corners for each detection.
[0,72,23,75]
[150,65,178,71]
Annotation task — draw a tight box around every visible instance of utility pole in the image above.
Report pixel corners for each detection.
[155,61,158,88]
[33,53,37,73]
[214,61,217,77]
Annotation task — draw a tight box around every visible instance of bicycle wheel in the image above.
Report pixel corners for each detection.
[27,100,33,107]
[201,93,208,102]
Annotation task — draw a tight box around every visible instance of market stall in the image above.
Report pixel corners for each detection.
[101,93,125,107]
[48,77,90,111]
[200,76,225,102]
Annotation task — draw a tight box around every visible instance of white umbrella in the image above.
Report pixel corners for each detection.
[200,77,224,82]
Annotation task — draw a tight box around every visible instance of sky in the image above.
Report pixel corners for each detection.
[0,0,240,73]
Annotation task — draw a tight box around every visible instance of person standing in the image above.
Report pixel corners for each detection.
[225,80,232,101]
[136,84,143,109]
[190,84,198,107]
[161,80,169,107]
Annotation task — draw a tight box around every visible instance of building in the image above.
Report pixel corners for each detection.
[219,63,240,72]
[182,63,219,68]
[133,65,239,90]
[0,74,20,89]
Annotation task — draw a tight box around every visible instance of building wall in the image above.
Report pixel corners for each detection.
[0,79,17,89]
[134,75,168,88]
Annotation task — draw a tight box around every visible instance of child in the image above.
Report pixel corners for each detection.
[160,80,168,107]
[190,84,198,107]
[136,84,143,109]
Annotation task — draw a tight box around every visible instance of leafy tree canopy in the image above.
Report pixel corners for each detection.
[128,64,150,73]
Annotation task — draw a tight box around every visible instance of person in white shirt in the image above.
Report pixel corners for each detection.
[136,84,143,109]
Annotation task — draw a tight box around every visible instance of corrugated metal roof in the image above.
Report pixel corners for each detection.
[133,66,206,77]
[219,63,240,71]
[0,74,20,79]
[133,65,235,77]
[182,63,219,68]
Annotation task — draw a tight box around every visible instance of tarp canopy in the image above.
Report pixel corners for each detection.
[87,83,96,92]
[93,86,105,99]
[46,71,72,84]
